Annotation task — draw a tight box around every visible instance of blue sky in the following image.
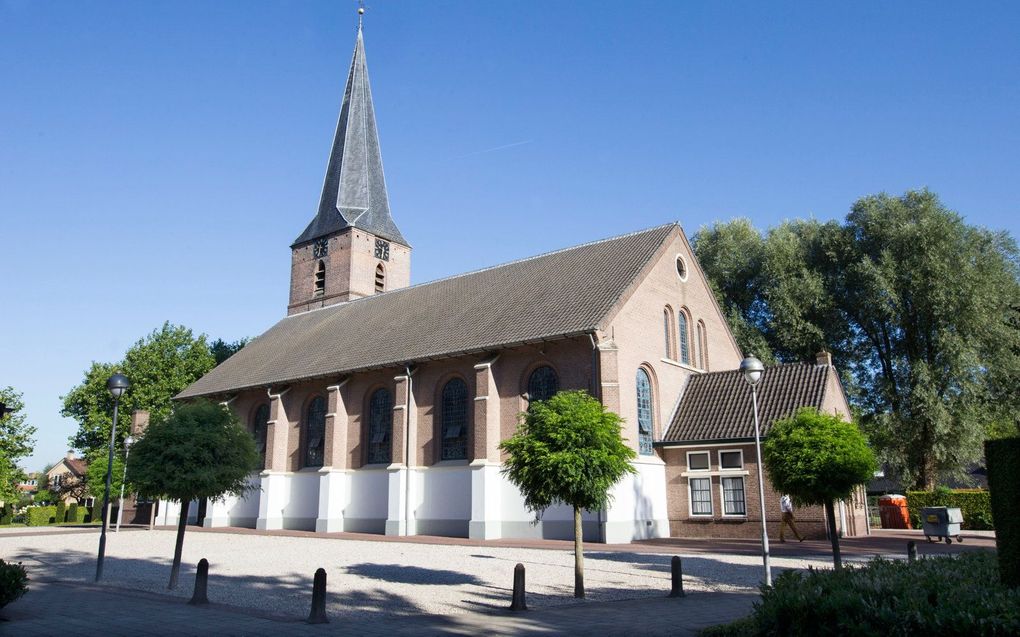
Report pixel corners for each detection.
[2,1,1018,470]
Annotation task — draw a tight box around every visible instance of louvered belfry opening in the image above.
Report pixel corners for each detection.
[314,260,326,296]
[375,263,385,293]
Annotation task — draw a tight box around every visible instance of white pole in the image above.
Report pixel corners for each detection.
[751,385,772,587]
[115,446,130,532]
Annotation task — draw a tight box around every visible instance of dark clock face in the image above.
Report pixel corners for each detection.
[374,239,390,261]
[313,238,329,258]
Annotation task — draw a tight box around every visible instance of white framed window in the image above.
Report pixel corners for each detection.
[719,449,744,470]
[689,477,713,516]
[721,476,747,516]
[686,451,710,471]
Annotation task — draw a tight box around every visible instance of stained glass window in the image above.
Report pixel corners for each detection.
[678,311,690,364]
[441,378,468,460]
[367,388,393,464]
[636,368,654,455]
[527,366,559,403]
[304,396,326,468]
[252,403,270,468]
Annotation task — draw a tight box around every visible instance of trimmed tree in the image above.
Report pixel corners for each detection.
[127,400,259,589]
[763,408,876,569]
[985,437,1020,588]
[499,390,636,598]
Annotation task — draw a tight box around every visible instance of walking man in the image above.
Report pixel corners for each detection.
[779,494,804,542]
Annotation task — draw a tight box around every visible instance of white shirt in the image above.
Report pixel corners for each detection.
[780,495,793,513]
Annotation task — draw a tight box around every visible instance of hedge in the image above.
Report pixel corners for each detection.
[987,437,1020,588]
[25,506,56,526]
[906,489,993,530]
[90,503,103,524]
[67,503,87,524]
[0,504,12,525]
[55,501,66,524]
[702,552,1020,637]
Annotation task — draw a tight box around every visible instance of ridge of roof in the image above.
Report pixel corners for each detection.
[281,222,681,322]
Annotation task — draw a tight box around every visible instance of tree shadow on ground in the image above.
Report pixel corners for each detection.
[344,563,481,585]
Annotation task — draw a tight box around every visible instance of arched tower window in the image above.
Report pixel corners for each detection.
[440,378,469,460]
[636,368,654,455]
[252,404,270,468]
[663,306,676,359]
[527,366,559,403]
[678,310,691,365]
[375,263,385,293]
[314,260,326,296]
[367,388,393,464]
[303,396,326,468]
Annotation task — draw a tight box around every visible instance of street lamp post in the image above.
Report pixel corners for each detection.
[96,373,129,582]
[740,355,771,587]
[115,435,135,532]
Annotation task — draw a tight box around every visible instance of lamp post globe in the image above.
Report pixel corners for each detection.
[740,356,765,387]
[107,373,130,398]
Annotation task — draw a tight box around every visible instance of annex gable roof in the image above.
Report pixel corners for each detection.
[179,223,679,399]
[662,362,837,444]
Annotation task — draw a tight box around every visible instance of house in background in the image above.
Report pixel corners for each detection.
[46,451,89,504]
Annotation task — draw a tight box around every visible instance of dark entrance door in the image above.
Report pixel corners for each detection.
[195,498,208,526]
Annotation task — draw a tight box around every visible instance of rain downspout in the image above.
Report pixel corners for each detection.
[589,332,605,543]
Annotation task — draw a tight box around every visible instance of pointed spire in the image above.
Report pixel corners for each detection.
[293,19,407,248]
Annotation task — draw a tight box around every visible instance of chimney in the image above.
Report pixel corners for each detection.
[816,350,833,367]
[65,450,75,460]
[131,410,150,436]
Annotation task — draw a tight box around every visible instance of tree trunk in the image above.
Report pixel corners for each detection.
[168,500,190,590]
[573,506,585,599]
[825,499,842,570]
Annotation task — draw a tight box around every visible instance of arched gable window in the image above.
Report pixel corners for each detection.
[367,388,393,464]
[440,378,469,460]
[663,306,676,359]
[314,260,326,296]
[304,396,326,468]
[527,366,559,403]
[252,403,270,467]
[636,368,654,455]
[697,320,709,370]
[678,310,691,365]
[375,263,385,293]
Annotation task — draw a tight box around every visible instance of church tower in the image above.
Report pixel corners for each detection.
[289,21,410,315]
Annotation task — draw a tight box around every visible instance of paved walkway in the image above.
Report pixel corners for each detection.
[3,577,755,636]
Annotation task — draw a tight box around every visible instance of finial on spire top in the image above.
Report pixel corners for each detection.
[358,0,365,28]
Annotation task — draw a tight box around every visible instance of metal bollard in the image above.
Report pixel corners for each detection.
[510,563,527,611]
[669,556,685,598]
[188,558,209,605]
[307,568,329,624]
[907,540,917,563]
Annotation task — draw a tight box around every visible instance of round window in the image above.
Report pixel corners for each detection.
[675,255,688,281]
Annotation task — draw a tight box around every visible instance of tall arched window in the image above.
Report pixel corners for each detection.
[367,388,393,464]
[663,307,676,359]
[697,320,708,370]
[441,378,468,460]
[527,366,559,403]
[314,260,326,296]
[678,310,691,364]
[304,396,326,468]
[636,368,654,455]
[375,263,385,293]
[252,403,270,468]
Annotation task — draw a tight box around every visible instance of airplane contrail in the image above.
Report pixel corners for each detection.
[454,139,533,159]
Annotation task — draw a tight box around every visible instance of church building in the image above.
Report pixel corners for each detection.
[176,21,867,543]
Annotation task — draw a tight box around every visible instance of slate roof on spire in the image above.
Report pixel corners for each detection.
[293,25,407,248]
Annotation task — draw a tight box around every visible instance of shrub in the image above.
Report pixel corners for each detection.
[986,437,1020,588]
[90,503,103,524]
[0,560,28,609]
[54,501,66,524]
[25,506,56,526]
[702,552,1020,636]
[66,503,87,524]
[0,504,13,525]
[906,489,993,530]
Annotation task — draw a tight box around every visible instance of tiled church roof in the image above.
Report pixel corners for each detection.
[661,363,834,443]
[179,224,677,399]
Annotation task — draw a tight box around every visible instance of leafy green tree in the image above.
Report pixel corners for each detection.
[85,451,128,501]
[499,390,636,598]
[127,400,259,589]
[764,408,876,569]
[0,387,36,503]
[33,489,54,505]
[61,323,216,458]
[696,190,1020,488]
[209,337,249,366]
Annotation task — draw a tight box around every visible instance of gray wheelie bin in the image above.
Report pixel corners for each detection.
[921,506,964,544]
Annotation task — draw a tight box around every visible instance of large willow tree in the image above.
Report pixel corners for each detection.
[695,190,1020,489]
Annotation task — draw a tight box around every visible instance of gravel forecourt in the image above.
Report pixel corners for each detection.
[2,529,848,619]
